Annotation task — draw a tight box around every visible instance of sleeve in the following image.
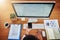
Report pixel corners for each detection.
[21,35,26,40]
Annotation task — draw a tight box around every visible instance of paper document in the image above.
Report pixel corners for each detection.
[8,24,22,40]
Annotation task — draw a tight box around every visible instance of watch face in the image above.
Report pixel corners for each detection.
[28,23,32,28]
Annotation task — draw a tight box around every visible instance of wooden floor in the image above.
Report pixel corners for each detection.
[0,0,60,40]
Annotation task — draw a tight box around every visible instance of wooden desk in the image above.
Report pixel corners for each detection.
[10,18,47,40]
[21,29,47,40]
[0,18,47,40]
[0,0,60,40]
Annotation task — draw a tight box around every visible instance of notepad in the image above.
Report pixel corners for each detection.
[8,24,22,40]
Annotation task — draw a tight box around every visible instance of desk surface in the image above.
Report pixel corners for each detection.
[0,0,60,40]
[12,19,47,40]
[0,18,47,40]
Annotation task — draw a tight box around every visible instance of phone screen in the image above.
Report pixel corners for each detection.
[28,23,32,28]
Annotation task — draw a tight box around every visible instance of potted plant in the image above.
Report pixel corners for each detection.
[10,13,17,21]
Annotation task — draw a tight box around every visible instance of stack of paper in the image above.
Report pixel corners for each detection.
[53,28,60,39]
[46,28,55,39]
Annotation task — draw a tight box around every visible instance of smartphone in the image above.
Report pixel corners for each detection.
[28,23,32,28]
